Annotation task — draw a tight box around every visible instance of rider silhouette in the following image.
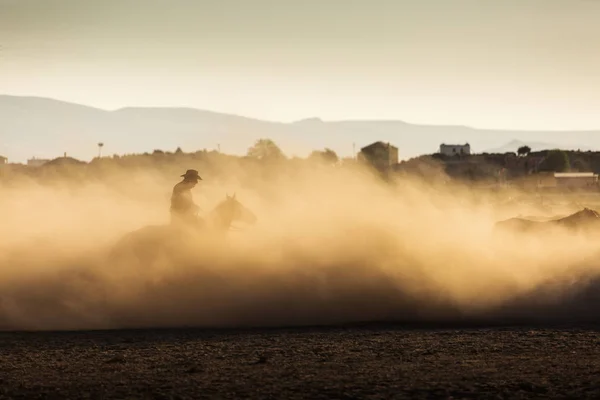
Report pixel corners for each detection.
[170,169,203,227]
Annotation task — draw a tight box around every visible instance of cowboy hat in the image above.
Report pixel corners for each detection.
[181,169,202,181]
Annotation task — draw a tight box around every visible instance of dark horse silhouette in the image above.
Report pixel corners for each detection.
[109,193,257,266]
[494,207,600,234]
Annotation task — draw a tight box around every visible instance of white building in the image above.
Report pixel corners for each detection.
[27,157,50,167]
[440,143,471,156]
[554,172,598,189]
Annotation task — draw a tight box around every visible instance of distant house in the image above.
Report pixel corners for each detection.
[0,156,7,165]
[440,143,471,157]
[519,172,599,190]
[27,157,51,167]
[358,141,399,170]
[44,156,86,167]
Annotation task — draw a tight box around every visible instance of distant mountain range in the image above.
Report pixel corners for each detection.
[0,95,599,164]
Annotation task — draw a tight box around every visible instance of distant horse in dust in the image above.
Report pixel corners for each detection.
[109,193,257,267]
[494,207,600,235]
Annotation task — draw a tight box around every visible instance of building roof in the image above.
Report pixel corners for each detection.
[0,155,7,160]
[361,141,397,151]
[43,156,86,167]
[554,172,597,178]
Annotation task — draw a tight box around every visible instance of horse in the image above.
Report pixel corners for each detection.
[553,207,600,229]
[108,193,257,268]
[494,207,600,235]
[204,192,257,234]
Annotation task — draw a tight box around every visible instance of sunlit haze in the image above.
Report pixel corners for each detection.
[5,3,600,398]
[2,0,600,130]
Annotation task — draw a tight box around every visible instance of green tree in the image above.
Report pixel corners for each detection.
[247,139,286,161]
[538,149,570,172]
[308,148,339,165]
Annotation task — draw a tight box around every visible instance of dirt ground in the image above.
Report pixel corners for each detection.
[0,324,599,399]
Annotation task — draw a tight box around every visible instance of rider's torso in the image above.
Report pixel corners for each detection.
[170,182,196,215]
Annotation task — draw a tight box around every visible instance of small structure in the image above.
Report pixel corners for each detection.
[0,156,7,165]
[27,157,50,167]
[358,141,399,170]
[554,172,598,189]
[44,156,86,167]
[440,143,471,157]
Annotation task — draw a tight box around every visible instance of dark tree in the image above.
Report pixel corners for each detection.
[538,149,570,172]
[517,146,531,157]
[247,139,286,161]
[308,148,339,165]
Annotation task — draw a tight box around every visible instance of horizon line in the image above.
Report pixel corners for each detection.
[2,93,600,133]
[2,146,595,166]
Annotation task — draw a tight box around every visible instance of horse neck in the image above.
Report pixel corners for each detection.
[209,202,234,231]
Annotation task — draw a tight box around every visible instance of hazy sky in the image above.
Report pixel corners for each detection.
[1,0,600,129]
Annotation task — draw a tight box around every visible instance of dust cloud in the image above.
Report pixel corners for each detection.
[0,157,599,331]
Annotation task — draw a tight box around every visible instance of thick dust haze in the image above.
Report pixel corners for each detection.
[0,157,599,331]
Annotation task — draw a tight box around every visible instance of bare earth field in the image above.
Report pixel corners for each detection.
[0,324,599,399]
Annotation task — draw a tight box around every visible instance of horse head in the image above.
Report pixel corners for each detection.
[209,192,257,230]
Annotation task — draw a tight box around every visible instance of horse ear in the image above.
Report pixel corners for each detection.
[226,193,230,199]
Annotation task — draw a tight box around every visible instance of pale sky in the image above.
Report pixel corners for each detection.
[1,0,600,130]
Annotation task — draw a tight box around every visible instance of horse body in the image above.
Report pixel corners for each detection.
[109,194,257,266]
[494,207,600,235]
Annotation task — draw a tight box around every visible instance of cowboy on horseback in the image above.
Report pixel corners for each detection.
[170,169,204,228]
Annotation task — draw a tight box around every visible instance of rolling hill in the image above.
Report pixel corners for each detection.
[0,95,598,164]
